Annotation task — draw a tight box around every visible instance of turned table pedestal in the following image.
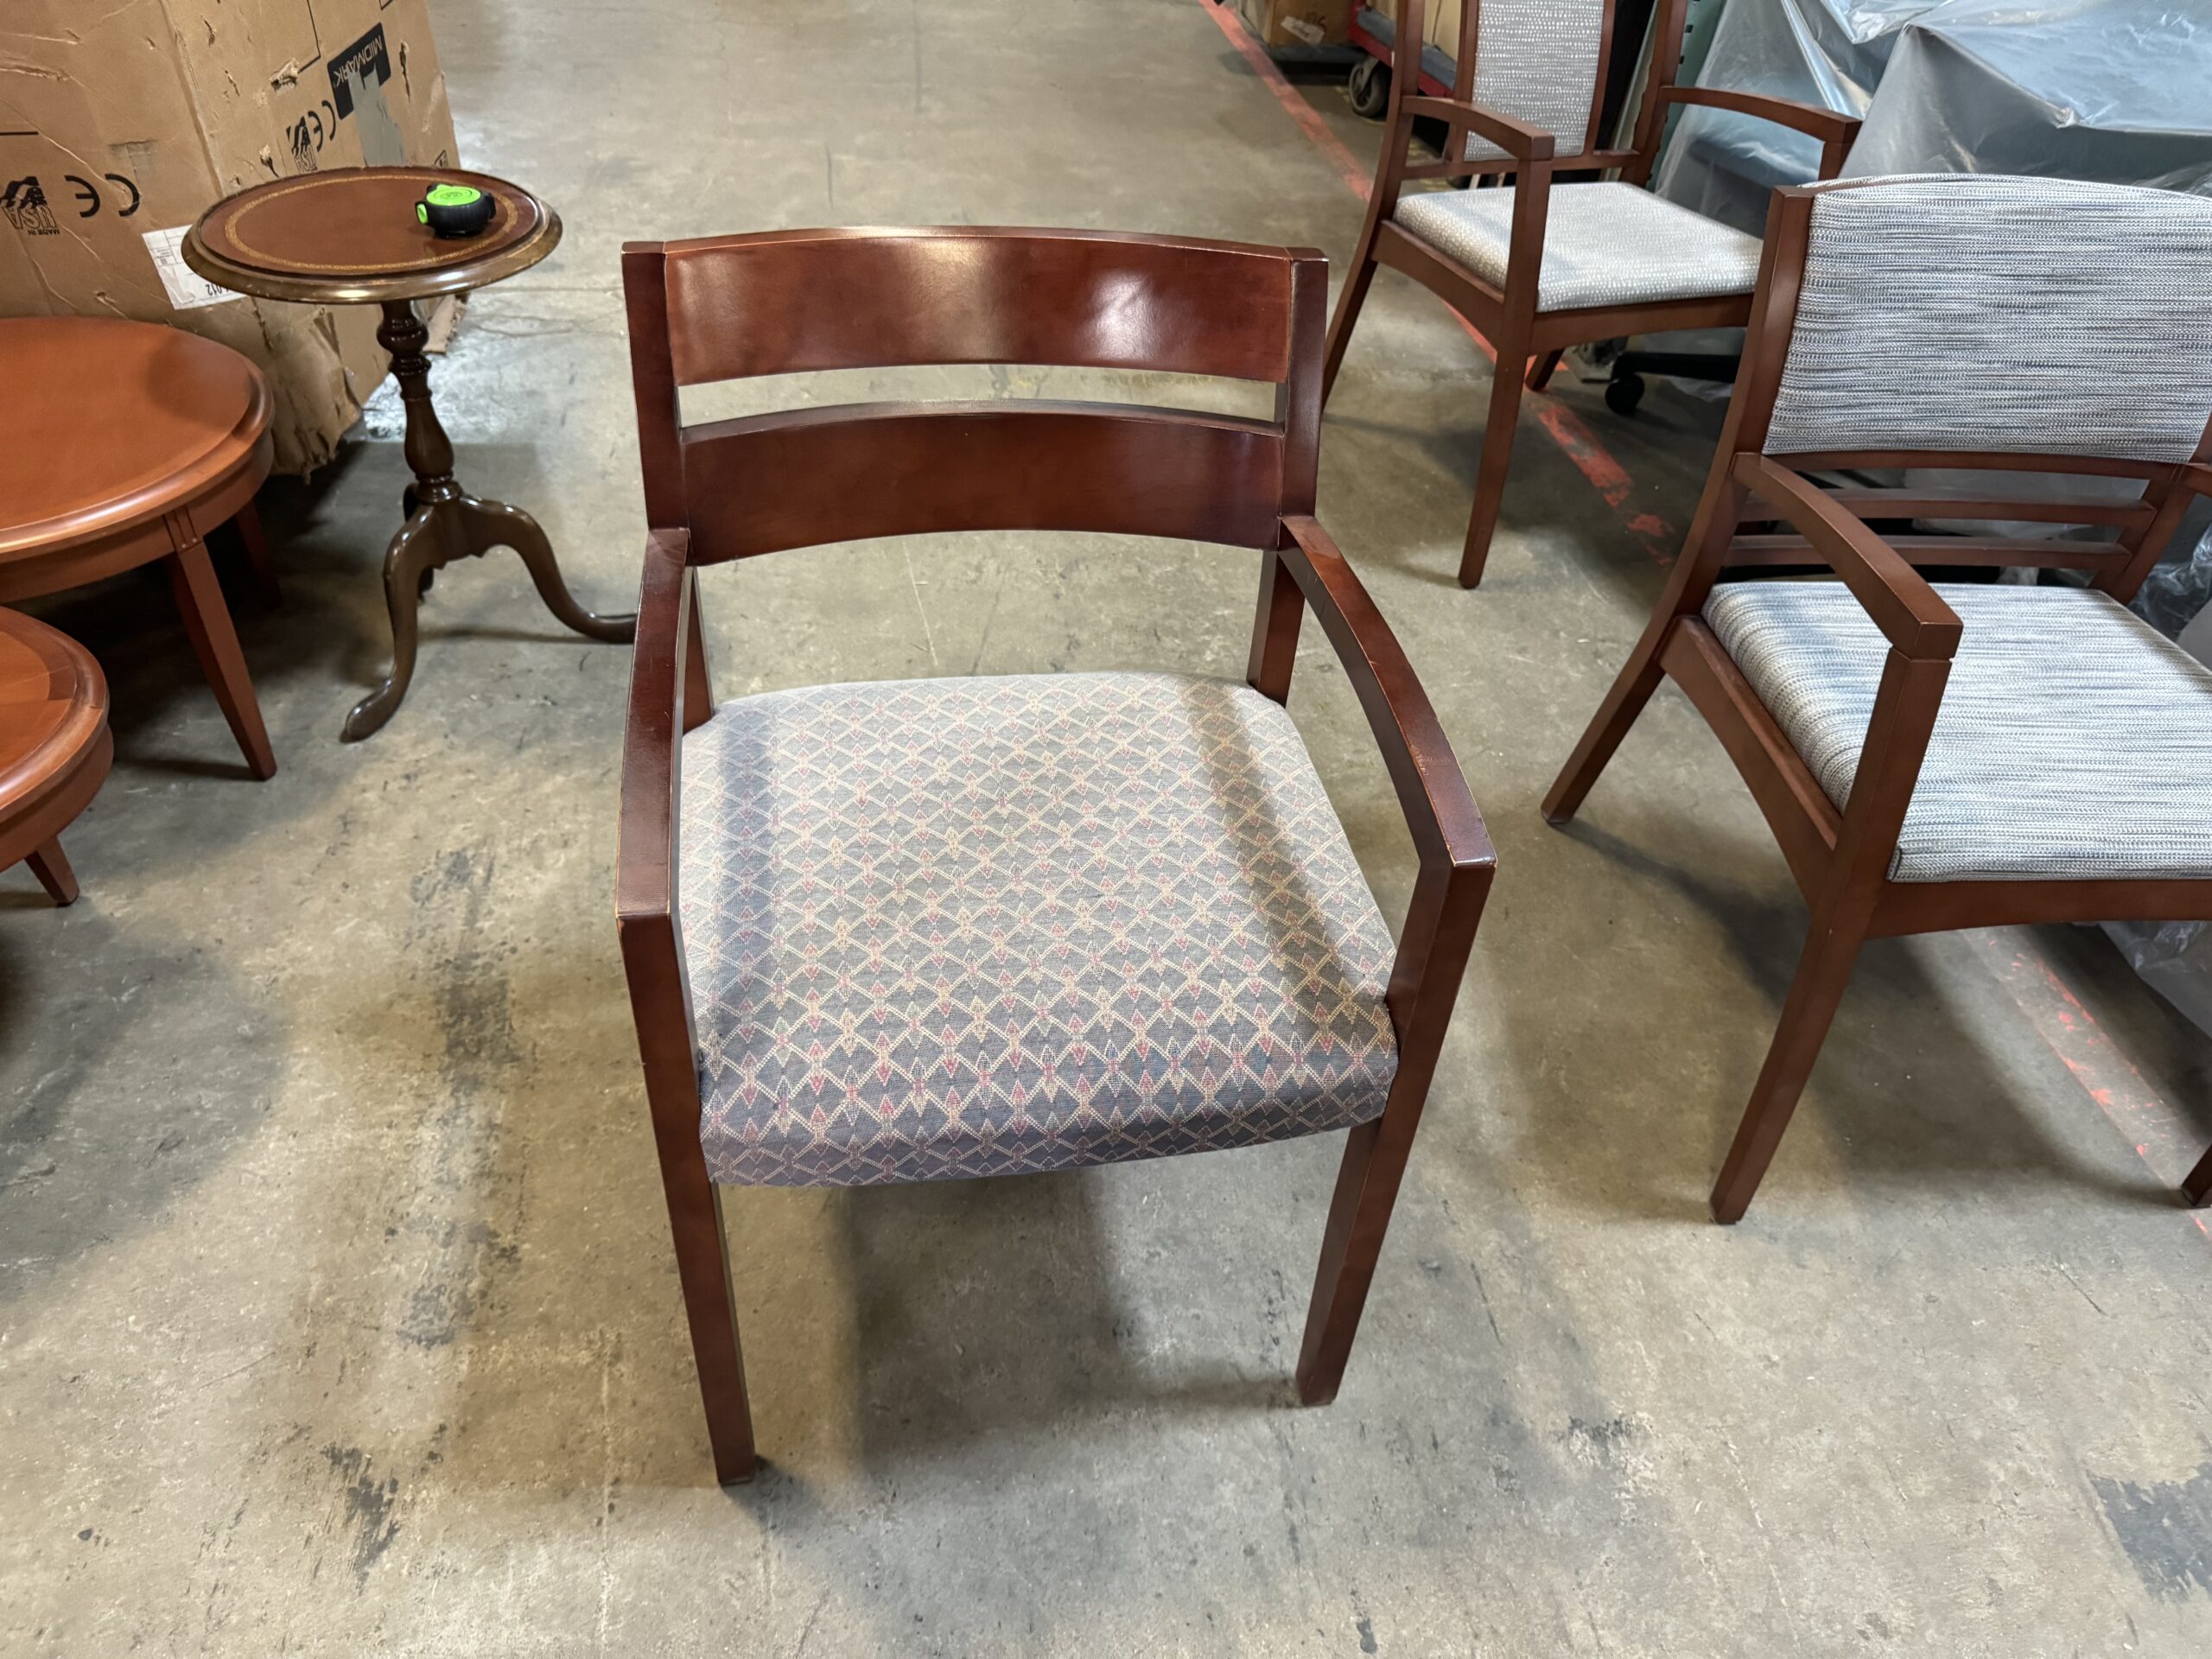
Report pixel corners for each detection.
[184,166,632,740]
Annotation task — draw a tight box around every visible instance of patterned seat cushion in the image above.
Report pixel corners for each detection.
[1394,182,1764,314]
[677,671,1400,1186]
[1704,582,2212,883]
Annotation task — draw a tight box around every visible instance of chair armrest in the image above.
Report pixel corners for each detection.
[1402,96,1558,164]
[1279,516,1496,876]
[616,527,695,926]
[1659,86,1860,178]
[1734,455,1961,661]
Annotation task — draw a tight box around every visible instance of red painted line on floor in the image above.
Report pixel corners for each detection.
[1195,0,1675,560]
[1965,931,2208,1236]
[1197,0,1374,196]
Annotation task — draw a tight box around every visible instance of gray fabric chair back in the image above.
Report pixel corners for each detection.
[1460,0,1605,166]
[1763,175,2212,463]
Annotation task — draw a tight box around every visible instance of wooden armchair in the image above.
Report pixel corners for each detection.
[617,227,1496,1481]
[1544,175,2212,1223]
[1323,0,1861,588]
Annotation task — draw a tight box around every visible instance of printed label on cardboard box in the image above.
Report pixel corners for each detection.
[142,226,239,311]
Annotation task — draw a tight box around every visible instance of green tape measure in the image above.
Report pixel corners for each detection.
[416,181,494,238]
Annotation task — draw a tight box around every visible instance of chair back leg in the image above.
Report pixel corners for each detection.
[1321,219,1382,406]
[1525,349,1565,392]
[2183,1143,2212,1208]
[1710,917,1867,1223]
[1459,324,1534,587]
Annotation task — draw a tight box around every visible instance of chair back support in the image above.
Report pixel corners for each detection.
[1454,0,1611,165]
[1762,176,2212,465]
[624,227,1322,563]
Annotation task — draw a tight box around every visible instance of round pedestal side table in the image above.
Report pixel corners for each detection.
[0,317,277,779]
[182,166,633,741]
[0,607,113,906]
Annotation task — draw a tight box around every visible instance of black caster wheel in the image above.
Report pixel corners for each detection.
[1605,373,1647,416]
[1347,55,1390,119]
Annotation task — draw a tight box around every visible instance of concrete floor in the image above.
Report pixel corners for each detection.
[7,1,2212,1652]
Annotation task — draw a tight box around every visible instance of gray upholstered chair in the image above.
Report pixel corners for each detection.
[617,226,1496,1482]
[1544,174,2212,1222]
[1324,0,1860,587]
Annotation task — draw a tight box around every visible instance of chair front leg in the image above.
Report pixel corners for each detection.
[1710,914,1867,1223]
[620,907,757,1484]
[658,1150,760,1483]
[1298,856,1490,1402]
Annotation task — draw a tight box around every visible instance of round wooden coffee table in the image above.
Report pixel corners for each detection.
[0,317,276,779]
[0,607,113,906]
[182,165,633,741]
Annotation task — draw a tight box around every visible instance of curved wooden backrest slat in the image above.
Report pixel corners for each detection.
[682,402,1285,562]
[657,227,1300,387]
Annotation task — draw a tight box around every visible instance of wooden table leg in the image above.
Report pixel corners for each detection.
[344,301,634,740]
[165,511,277,779]
[343,502,457,741]
[24,837,79,906]
[232,498,281,606]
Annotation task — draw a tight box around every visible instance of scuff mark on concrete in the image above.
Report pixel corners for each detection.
[322,1445,400,1585]
[2091,1459,2212,1599]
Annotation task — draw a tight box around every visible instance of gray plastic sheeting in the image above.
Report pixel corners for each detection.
[1653,1,2212,235]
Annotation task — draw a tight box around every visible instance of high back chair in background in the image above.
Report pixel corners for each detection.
[1542,175,2212,1224]
[617,227,1496,1482]
[1324,0,1861,588]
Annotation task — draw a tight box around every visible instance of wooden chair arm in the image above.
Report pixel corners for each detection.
[1658,86,1861,179]
[1279,515,1496,876]
[2177,461,2212,499]
[1733,455,1962,661]
[1401,96,1559,164]
[615,527,695,926]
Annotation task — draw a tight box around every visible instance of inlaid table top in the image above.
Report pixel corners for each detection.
[182,166,561,306]
[0,318,269,563]
[0,606,107,830]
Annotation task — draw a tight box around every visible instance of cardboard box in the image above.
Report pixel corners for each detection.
[1426,0,1463,55]
[1236,0,1351,49]
[1,0,459,473]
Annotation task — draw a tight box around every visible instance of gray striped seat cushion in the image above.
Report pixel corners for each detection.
[677,671,1400,1186]
[1459,0,1605,166]
[1704,582,2212,884]
[1395,182,1763,312]
[1765,176,2212,461]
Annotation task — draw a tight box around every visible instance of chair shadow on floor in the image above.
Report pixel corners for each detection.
[729,1165,1298,1475]
[1516,812,2176,1223]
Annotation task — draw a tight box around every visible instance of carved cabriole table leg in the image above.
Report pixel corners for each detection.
[343,300,635,741]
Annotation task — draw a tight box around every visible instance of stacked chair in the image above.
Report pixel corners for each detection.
[1323,0,1861,586]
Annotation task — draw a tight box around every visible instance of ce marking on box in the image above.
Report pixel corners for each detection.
[65,173,141,218]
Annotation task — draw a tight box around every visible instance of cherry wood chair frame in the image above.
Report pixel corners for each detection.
[1541,182,2212,1222]
[616,226,1497,1482]
[1324,0,1862,588]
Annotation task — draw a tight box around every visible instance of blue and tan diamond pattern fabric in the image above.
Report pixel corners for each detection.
[677,671,1401,1186]
[1705,581,2212,884]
